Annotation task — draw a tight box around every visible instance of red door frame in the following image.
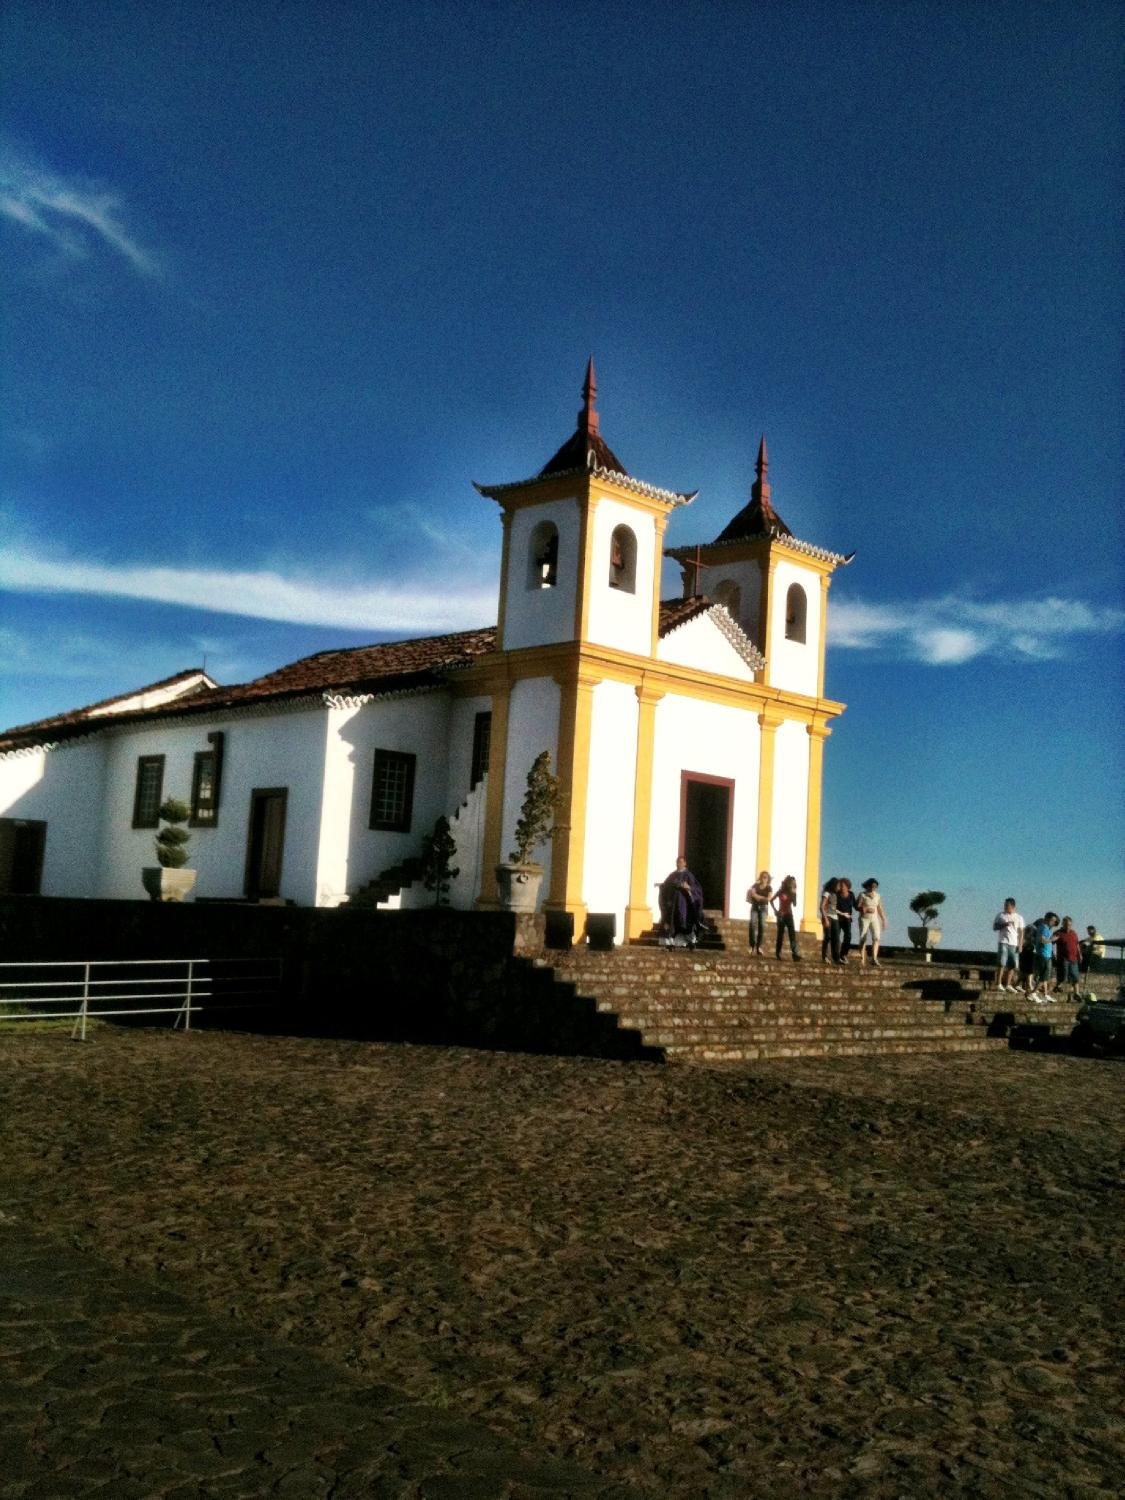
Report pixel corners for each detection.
[678,771,735,917]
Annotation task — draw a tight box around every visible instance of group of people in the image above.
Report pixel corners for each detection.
[993,900,1105,1002]
[745,871,888,965]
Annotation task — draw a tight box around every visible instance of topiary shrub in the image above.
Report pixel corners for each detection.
[155,798,192,869]
[909,890,946,928]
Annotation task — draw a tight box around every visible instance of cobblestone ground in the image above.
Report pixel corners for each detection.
[1,1029,1122,1497]
[0,1223,604,1499]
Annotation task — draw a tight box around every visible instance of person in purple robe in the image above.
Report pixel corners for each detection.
[659,856,704,947]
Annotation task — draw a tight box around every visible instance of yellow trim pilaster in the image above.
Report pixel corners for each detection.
[625,683,665,939]
[755,708,784,878]
[650,515,668,656]
[817,574,830,699]
[474,679,511,908]
[801,720,832,933]
[760,552,779,685]
[545,665,600,930]
[573,485,599,642]
[495,510,514,651]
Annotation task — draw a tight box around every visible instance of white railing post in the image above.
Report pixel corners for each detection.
[71,962,90,1042]
[185,960,194,1032]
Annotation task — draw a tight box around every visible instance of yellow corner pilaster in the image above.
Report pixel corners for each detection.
[817,574,831,700]
[650,515,668,657]
[801,720,832,933]
[760,553,778,685]
[545,666,600,930]
[474,680,511,908]
[573,488,599,642]
[755,708,783,879]
[625,683,665,940]
[495,510,514,651]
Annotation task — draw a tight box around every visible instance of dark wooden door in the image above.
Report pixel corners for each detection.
[0,819,46,894]
[680,777,733,914]
[244,789,287,899]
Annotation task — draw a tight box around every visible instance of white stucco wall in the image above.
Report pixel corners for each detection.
[657,611,757,680]
[95,707,330,905]
[501,676,560,894]
[768,560,821,696]
[0,740,109,895]
[584,496,658,656]
[581,680,638,933]
[445,695,491,810]
[501,496,581,650]
[769,720,810,921]
[646,695,761,921]
[326,692,453,904]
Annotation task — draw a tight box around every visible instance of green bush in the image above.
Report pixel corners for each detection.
[155,798,192,869]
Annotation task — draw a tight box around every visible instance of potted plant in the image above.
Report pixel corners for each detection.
[496,750,559,913]
[142,798,197,902]
[907,889,945,959]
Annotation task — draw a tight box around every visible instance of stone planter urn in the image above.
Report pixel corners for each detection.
[496,862,543,914]
[142,866,197,902]
[907,925,943,962]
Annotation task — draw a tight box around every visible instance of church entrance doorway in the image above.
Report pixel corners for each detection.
[679,773,733,915]
[244,788,287,900]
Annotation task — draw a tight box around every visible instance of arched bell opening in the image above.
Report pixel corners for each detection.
[527,520,559,589]
[608,524,637,593]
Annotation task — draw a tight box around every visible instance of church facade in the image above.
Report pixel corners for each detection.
[0,365,849,938]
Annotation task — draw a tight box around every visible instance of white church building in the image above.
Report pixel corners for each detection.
[0,365,850,939]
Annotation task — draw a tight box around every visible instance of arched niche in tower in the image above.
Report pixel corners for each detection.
[527,519,559,589]
[714,578,742,621]
[785,582,808,643]
[608,524,637,593]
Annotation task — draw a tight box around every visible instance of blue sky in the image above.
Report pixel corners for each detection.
[2,1,1122,946]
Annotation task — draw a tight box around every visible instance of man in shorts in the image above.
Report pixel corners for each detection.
[991,898,1024,992]
[1030,912,1059,1001]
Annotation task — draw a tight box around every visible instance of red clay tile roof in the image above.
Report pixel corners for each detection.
[0,670,219,747]
[0,629,498,751]
[657,596,714,632]
[1,607,729,752]
[538,426,629,478]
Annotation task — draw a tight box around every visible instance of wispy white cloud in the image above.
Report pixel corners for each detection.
[829,594,1125,665]
[0,143,160,276]
[0,545,496,634]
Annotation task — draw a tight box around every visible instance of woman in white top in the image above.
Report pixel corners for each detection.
[856,878,888,967]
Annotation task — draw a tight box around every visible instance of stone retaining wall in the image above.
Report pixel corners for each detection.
[0,896,654,1061]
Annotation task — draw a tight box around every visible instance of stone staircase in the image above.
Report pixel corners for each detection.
[544,915,1010,1062]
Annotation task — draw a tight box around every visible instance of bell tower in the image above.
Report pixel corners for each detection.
[665,436,850,698]
[475,360,696,657]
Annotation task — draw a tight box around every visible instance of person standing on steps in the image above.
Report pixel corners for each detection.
[658,856,704,949]
[1029,912,1058,1000]
[820,877,842,964]
[856,879,888,967]
[1053,915,1082,1000]
[746,870,773,955]
[771,875,801,960]
[1081,925,1104,979]
[836,877,856,963]
[991,897,1025,993]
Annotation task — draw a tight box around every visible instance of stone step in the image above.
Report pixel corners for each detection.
[603,1002,984,1026]
[665,1036,1002,1062]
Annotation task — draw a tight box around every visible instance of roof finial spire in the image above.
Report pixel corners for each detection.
[578,356,599,437]
[751,433,773,517]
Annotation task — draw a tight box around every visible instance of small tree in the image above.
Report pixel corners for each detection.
[909,890,946,928]
[508,750,560,866]
[154,798,192,869]
[421,815,460,907]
